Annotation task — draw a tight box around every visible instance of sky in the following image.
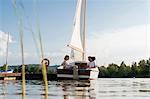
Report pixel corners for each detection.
[0,0,150,66]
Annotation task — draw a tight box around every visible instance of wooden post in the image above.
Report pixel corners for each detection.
[73,65,79,80]
[22,64,25,95]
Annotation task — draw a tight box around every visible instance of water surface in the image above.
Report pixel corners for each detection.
[0,78,150,99]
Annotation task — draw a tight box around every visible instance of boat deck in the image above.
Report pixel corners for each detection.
[0,73,21,80]
[0,73,57,80]
[0,73,21,77]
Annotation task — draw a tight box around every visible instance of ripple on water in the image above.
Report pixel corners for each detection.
[0,78,150,99]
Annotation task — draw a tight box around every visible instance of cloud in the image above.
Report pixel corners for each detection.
[1,24,149,66]
[87,24,150,65]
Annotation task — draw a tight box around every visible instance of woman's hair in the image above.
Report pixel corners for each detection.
[88,56,95,61]
[88,56,91,58]
[91,57,96,61]
[64,55,69,60]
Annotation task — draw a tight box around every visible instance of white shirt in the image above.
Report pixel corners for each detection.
[87,61,96,68]
[61,60,71,69]
[61,60,68,66]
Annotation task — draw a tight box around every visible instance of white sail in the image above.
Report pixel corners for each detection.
[68,0,83,52]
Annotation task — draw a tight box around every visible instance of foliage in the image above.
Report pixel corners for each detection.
[3,64,57,74]
[1,59,149,78]
[98,59,150,78]
[0,64,10,71]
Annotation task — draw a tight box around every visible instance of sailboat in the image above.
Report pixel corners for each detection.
[57,0,99,80]
[0,32,13,73]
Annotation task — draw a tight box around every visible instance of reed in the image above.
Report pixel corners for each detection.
[12,0,26,95]
[41,63,48,97]
[33,0,48,95]
[12,0,48,97]
[22,65,25,95]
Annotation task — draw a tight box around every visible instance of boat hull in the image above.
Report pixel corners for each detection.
[57,67,99,80]
[0,70,13,73]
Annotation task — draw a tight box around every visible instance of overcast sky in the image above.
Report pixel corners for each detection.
[0,0,150,66]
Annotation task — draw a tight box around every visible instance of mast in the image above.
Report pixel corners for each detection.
[82,0,87,61]
[6,33,9,65]
[5,32,9,71]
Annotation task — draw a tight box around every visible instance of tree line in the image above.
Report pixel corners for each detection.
[1,59,150,78]
[98,58,150,78]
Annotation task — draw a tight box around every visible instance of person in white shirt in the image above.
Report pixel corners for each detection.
[87,56,96,68]
[61,55,70,69]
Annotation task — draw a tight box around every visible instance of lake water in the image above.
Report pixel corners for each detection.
[0,78,150,99]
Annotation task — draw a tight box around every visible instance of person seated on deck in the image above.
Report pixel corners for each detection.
[61,55,70,69]
[41,58,50,72]
[87,56,96,68]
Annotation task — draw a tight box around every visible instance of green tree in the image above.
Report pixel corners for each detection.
[126,65,132,77]
[131,62,140,77]
[107,63,119,77]
[118,61,128,77]
[98,66,109,77]
[138,60,150,77]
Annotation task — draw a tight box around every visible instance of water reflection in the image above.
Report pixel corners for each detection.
[58,80,96,99]
[61,82,68,99]
[22,94,25,99]
[1,81,6,99]
[25,80,96,99]
[0,78,150,99]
